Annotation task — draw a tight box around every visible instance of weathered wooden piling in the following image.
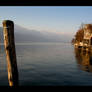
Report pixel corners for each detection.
[3,20,19,86]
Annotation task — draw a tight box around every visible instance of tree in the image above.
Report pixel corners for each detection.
[75,28,84,43]
[72,23,92,44]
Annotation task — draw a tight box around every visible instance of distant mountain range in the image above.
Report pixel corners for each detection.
[0,24,72,43]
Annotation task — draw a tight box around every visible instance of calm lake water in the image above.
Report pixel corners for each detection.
[1,42,92,86]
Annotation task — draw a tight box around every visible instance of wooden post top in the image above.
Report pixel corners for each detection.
[3,20,14,27]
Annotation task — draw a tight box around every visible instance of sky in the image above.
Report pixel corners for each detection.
[0,6,92,36]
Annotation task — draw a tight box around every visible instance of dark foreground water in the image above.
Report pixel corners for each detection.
[1,42,92,86]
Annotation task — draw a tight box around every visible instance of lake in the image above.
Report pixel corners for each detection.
[1,42,92,86]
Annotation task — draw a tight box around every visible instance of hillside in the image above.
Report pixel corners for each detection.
[0,25,72,43]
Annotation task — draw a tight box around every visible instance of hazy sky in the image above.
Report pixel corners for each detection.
[0,6,92,36]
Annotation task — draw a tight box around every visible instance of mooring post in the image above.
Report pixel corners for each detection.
[3,20,19,86]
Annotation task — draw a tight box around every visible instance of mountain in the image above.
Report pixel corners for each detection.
[0,27,3,43]
[0,25,72,43]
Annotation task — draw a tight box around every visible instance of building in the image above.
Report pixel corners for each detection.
[83,24,92,47]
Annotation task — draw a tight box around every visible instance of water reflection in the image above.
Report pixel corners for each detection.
[74,48,92,72]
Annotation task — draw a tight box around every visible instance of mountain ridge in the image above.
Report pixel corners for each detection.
[0,25,72,43]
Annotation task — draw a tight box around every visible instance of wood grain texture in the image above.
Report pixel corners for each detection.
[3,20,19,86]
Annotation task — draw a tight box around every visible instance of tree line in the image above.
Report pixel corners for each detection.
[72,24,92,44]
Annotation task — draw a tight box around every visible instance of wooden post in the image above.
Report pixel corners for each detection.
[3,20,19,86]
